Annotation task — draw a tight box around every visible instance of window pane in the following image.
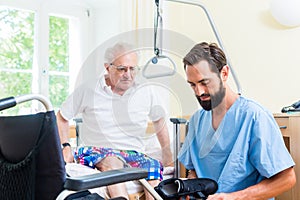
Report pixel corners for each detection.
[0,71,32,115]
[0,7,34,70]
[0,7,34,115]
[48,15,70,111]
[0,71,32,95]
[49,16,69,72]
[49,75,69,111]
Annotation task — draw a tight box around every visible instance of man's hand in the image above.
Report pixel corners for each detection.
[180,193,231,200]
[206,193,231,200]
[62,146,74,163]
[207,167,296,200]
[207,192,246,200]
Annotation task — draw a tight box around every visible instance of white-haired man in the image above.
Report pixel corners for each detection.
[57,42,173,200]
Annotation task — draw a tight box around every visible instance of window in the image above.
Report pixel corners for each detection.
[0,7,35,115]
[0,4,84,115]
[48,15,70,110]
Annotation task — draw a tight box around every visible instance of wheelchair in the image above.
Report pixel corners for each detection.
[0,94,217,200]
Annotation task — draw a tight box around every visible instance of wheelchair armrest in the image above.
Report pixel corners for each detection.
[64,168,148,191]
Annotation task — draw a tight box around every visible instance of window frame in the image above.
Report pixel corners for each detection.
[0,0,91,110]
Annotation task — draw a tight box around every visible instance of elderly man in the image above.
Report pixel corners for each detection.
[57,42,173,200]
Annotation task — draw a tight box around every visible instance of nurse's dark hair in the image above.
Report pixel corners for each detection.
[183,42,227,74]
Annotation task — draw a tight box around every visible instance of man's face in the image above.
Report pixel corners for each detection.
[186,60,226,111]
[106,52,138,95]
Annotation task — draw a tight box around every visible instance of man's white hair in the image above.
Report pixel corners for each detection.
[104,42,138,64]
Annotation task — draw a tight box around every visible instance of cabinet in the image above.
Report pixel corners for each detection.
[274,114,300,200]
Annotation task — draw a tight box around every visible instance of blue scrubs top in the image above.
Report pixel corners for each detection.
[178,96,294,199]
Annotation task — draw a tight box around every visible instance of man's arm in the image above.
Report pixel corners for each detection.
[207,167,296,200]
[153,117,173,167]
[56,110,74,163]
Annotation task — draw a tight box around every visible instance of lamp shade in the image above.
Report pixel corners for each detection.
[270,0,300,27]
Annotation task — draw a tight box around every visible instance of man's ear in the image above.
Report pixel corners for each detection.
[104,63,110,71]
[221,65,229,81]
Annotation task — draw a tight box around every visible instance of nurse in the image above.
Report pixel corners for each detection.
[178,42,296,200]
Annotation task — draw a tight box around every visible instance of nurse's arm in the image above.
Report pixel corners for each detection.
[207,167,296,200]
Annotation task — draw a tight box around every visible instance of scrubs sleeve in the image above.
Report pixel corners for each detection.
[249,110,295,178]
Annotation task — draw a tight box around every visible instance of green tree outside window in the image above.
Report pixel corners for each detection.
[0,7,70,115]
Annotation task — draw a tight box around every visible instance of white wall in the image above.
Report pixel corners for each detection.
[8,0,295,116]
[87,0,300,117]
[162,0,300,114]
[101,0,300,115]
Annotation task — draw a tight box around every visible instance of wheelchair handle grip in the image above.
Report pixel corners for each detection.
[0,97,16,111]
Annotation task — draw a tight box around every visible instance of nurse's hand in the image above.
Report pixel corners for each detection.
[207,193,233,200]
[62,146,74,163]
[179,196,190,200]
